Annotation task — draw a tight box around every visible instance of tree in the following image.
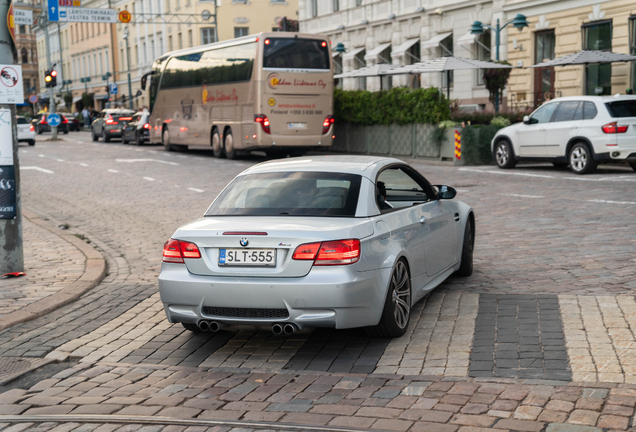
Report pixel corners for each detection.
[483,61,512,112]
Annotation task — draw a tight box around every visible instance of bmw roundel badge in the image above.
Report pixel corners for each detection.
[240,238,249,247]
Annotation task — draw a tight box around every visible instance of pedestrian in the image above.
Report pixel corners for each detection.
[627,88,634,95]
[81,107,90,128]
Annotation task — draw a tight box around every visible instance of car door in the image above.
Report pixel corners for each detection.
[125,114,140,140]
[515,102,559,157]
[542,101,583,157]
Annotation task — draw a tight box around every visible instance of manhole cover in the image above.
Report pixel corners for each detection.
[0,357,32,375]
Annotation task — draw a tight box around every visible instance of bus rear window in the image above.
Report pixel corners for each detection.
[263,38,330,70]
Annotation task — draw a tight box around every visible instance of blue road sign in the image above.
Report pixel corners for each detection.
[109,83,118,95]
[47,113,61,127]
[47,0,59,22]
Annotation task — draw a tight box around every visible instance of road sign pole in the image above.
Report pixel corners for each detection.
[43,13,58,140]
[0,0,24,273]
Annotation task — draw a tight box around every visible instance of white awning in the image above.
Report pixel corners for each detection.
[343,46,365,60]
[72,96,82,103]
[422,32,452,49]
[392,39,420,58]
[364,42,391,62]
[457,32,476,46]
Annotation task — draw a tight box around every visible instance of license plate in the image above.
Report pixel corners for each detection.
[219,248,276,266]
[288,122,307,130]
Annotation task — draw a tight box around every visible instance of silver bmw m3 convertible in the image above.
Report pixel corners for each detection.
[159,156,474,338]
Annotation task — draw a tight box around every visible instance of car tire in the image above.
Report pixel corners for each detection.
[103,130,111,143]
[629,162,636,172]
[28,140,35,146]
[365,259,411,338]
[91,129,98,142]
[456,216,474,277]
[136,132,143,146]
[63,129,68,135]
[212,129,223,158]
[181,322,201,333]
[224,130,236,160]
[163,127,173,151]
[37,127,43,135]
[122,135,129,144]
[569,142,597,175]
[494,140,516,169]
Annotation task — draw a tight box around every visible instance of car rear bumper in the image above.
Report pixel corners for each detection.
[158,262,390,330]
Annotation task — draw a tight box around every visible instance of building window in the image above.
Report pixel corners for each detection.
[188,30,193,47]
[333,0,338,11]
[583,20,612,95]
[439,34,453,89]
[534,30,555,103]
[630,17,636,91]
[234,27,249,38]
[19,25,26,35]
[168,35,173,51]
[21,48,28,64]
[272,27,279,32]
[143,41,147,63]
[201,27,216,44]
[356,0,362,5]
[178,32,182,49]
[476,31,491,86]
[311,0,317,17]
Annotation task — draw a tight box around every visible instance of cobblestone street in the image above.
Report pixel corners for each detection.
[1,132,636,431]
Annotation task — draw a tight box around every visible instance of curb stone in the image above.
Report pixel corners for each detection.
[0,209,108,332]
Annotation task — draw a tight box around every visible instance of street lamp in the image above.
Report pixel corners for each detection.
[471,14,529,112]
[102,72,112,108]
[123,27,133,110]
[80,77,92,94]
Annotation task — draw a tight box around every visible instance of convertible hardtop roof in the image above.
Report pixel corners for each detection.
[242,156,406,180]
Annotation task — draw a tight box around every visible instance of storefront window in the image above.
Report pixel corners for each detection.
[583,20,612,95]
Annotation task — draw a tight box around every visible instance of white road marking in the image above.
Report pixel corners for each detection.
[56,159,65,162]
[500,193,545,199]
[21,166,54,174]
[587,199,636,205]
[38,154,45,158]
[460,167,636,182]
[459,168,555,179]
[188,188,204,193]
[115,158,179,166]
[79,163,88,167]
[143,177,155,181]
[108,169,119,173]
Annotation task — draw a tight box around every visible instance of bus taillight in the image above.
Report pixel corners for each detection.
[322,115,334,134]
[255,114,271,134]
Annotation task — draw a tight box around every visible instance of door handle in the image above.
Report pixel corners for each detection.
[419,216,428,225]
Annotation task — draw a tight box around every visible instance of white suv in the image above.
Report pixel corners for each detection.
[17,116,36,146]
[492,96,636,174]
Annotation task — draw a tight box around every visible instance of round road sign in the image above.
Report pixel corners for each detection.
[47,113,61,127]
[119,10,131,23]
[29,95,38,104]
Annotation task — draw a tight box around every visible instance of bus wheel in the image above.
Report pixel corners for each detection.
[212,129,223,158]
[163,127,173,151]
[224,130,236,160]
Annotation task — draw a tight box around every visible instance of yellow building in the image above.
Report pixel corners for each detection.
[506,0,636,111]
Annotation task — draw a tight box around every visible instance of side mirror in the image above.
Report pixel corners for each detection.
[436,185,457,200]
[523,115,531,124]
[140,70,155,91]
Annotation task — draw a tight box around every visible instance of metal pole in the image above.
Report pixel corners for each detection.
[125,34,133,110]
[495,18,500,113]
[0,0,24,273]
[44,20,58,139]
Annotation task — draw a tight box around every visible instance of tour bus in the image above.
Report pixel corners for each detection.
[142,32,334,159]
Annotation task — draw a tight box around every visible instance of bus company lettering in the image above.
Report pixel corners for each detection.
[279,103,315,109]
[202,85,239,105]
[268,73,327,90]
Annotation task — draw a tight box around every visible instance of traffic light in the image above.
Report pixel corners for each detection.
[50,70,58,87]
[44,69,52,88]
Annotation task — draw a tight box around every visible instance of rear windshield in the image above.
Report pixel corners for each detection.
[206,171,361,217]
[606,101,636,118]
[263,38,330,70]
[16,117,28,124]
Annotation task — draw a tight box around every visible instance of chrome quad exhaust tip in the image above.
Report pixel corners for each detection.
[272,323,283,335]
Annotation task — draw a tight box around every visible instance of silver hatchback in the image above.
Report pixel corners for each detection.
[158,156,475,338]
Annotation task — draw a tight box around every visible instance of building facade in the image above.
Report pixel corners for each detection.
[14,0,42,103]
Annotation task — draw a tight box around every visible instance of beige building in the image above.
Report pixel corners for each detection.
[506,0,636,110]
[14,0,42,104]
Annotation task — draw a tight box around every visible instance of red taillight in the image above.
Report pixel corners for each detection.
[162,239,201,263]
[602,121,628,134]
[292,239,360,266]
[29,125,34,132]
[143,123,150,129]
[264,38,270,45]
[255,114,271,134]
[105,114,118,125]
[322,115,334,134]
[120,117,132,121]
[62,117,68,124]
[321,41,327,47]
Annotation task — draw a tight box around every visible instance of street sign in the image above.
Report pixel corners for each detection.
[28,95,38,103]
[47,113,61,127]
[109,83,118,95]
[60,7,117,22]
[59,0,81,6]
[118,10,131,23]
[0,65,24,104]
[14,9,33,25]
[48,0,59,22]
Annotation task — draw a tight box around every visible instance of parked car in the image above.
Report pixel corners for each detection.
[16,116,35,146]
[159,156,475,338]
[122,112,150,146]
[66,114,81,131]
[34,113,69,134]
[90,109,135,142]
[492,95,636,174]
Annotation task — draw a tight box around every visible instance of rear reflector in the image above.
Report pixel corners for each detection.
[292,239,360,265]
[162,239,201,263]
[223,231,268,236]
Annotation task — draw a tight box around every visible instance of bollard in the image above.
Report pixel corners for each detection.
[454,130,461,160]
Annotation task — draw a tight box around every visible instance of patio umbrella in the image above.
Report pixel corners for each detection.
[385,56,513,98]
[334,63,402,79]
[529,50,636,68]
